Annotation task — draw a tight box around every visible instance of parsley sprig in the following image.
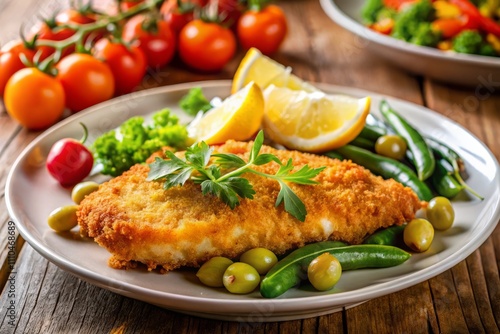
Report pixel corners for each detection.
[147,131,325,221]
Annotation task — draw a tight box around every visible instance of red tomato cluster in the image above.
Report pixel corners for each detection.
[1,0,288,131]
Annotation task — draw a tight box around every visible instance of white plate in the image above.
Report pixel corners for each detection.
[320,0,500,87]
[6,81,500,322]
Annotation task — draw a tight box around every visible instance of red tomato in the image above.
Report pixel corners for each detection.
[56,53,115,112]
[237,5,288,55]
[383,0,417,10]
[93,38,147,95]
[122,15,176,68]
[56,8,96,25]
[209,0,244,27]
[0,40,36,96]
[179,19,236,71]
[4,67,65,130]
[120,0,145,11]
[46,123,94,187]
[31,21,75,60]
[160,0,206,34]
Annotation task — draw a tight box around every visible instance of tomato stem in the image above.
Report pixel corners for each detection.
[34,0,163,56]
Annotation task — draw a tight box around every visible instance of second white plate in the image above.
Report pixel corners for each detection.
[320,0,500,87]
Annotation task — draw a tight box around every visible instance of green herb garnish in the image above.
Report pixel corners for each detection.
[147,130,325,221]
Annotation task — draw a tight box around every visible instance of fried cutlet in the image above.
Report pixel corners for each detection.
[77,140,422,272]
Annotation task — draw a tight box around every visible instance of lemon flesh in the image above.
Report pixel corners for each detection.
[188,82,265,145]
[232,48,319,94]
[262,85,371,152]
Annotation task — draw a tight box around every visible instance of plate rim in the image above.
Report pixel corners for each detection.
[6,80,500,320]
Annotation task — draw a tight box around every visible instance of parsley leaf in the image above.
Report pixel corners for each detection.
[147,130,325,221]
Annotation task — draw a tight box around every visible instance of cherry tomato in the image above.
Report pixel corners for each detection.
[30,21,75,60]
[179,19,236,71]
[160,0,206,34]
[237,5,287,55]
[93,38,147,95]
[56,8,96,25]
[210,0,244,28]
[56,53,115,112]
[120,0,145,11]
[0,40,36,96]
[4,67,65,130]
[46,123,94,187]
[56,8,104,44]
[122,15,176,68]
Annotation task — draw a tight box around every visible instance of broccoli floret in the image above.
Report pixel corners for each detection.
[179,87,213,116]
[361,0,385,24]
[391,0,435,42]
[479,43,498,56]
[469,0,487,7]
[376,7,397,21]
[452,30,486,54]
[410,22,441,47]
[92,109,188,176]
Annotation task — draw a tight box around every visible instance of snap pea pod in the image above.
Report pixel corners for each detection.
[380,100,435,181]
[431,159,464,198]
[335,145,433,201]
[260,242,411,298]
[363,225,406,246]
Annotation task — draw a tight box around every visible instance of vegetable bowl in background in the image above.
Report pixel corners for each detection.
[320,0,500,86]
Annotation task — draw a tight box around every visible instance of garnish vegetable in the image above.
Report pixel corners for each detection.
[147,130,325,222]
[46,123,94,187]
[92,108,188,176]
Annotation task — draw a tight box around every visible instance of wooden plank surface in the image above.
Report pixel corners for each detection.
[1,0,499,333]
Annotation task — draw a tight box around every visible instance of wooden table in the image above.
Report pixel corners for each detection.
[1,0,499,333]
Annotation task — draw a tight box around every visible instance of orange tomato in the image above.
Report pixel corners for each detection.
[237,5,288,55]
[4,68,65,130]
[56,53,115,112]
[178,19,236,71]
[0,40,36,96]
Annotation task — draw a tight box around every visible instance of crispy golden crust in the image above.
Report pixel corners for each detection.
[77,141,422,272]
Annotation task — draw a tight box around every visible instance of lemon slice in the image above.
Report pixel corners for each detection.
[263,85,371,152]
[188,82,265,144]
[232,48,319,94]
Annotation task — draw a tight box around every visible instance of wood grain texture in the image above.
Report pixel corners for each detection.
[0,0,499,333]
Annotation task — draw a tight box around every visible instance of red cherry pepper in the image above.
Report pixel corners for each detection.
[46,123,94,187]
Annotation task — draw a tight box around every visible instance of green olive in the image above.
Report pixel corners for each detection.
[307,253,342,291]
[404,218,434,252]
[223,262,260,294]
[375,135,408,160]
[71,181,100,204]
[426,196,455,231]
[47,205,79,232]
[239,248,278,275]
[196,257,233,287]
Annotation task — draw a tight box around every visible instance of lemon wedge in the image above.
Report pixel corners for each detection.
[262,85,371,152]
[188,81,265,144]
[232,47,319,94]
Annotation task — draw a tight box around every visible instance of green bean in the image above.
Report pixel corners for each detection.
[325,151,344,160]
[348,136,375,150]
[335,145,433,201]
[380,100,435,181]
[358,124,387,141]
[425,137,464,176]
[363,225,406,246]
[431,159,464,198]
[260,242,411,298]
[426,138,483,200]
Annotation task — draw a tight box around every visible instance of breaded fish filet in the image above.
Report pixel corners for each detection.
[77,141,422,272]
